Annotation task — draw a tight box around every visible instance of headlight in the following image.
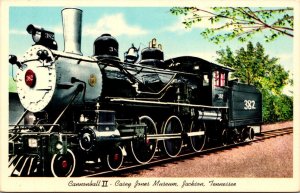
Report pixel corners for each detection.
[56,142,63,150]
[26,24,57,50]
[28,138,38,148]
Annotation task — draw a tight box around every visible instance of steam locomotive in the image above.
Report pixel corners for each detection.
[9,8,262,177]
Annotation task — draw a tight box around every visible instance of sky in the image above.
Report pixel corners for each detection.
[9,6,294,93]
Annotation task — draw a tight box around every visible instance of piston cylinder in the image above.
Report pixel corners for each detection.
[198,110,222,121]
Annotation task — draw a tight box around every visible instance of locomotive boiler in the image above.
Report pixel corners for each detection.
[9,8,262,177]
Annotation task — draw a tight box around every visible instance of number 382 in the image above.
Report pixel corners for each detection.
[244,100,256,110]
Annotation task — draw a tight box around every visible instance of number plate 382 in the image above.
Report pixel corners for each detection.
[244,100,256,110]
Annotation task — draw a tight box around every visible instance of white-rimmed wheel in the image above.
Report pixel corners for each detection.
[221,128,229,146]
[105,146,124,171]
[241,127,248,142]
[189,121,206,152]
[130,116,158,164]
[231,128,239,144]
[248,127,255,141]
[50,149,76,177]
[163,116,183,157]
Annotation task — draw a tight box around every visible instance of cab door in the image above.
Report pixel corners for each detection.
[212,70,228,107]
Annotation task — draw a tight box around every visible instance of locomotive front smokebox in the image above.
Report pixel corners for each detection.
[14,7,103,113]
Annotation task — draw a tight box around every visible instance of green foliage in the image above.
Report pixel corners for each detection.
[216,41,289,95]
[262,91,293,123]
[170,7,293,44]
[215,42,292,122]
[9,77,17,93]
[262,92,277,122]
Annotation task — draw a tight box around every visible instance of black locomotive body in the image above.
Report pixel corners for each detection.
[9,8,262,177]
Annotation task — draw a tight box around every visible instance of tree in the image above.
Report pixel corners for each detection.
[262,92,293,123]
[9,77,17,93]
[216,42,292,122]
[170,7,293,44]
[216,41,289,95]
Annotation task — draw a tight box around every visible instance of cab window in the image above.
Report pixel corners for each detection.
[214,71,226,87]
[203,74,209,86]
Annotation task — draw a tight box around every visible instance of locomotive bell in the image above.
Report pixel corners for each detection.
[62,8,83,55]
[93,34,120,60]
[124,44,139,63]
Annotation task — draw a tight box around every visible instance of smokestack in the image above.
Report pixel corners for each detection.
[61,8,83,55]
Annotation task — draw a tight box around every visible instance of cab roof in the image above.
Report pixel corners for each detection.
[164,56,234,73]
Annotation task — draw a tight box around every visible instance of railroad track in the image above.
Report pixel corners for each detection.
[80,126,293,177]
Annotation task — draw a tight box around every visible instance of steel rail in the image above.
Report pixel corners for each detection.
[80,126,293,177]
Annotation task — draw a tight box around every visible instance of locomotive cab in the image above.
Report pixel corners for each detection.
[164,56,233,107]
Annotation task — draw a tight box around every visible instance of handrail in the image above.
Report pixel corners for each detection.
[48,85,83,133]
